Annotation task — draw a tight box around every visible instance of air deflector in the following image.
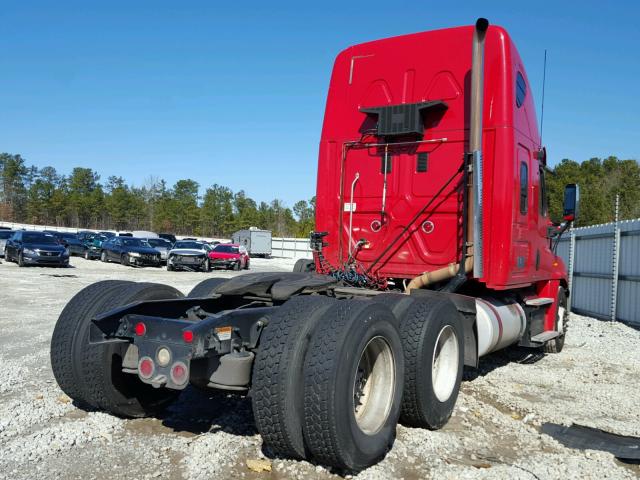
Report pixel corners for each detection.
[360,100,447,137]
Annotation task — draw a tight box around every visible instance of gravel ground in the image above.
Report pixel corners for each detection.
[0,256,638,480]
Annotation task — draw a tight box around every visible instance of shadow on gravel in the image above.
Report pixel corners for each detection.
[161,386,257,437]
[464,347,546,381]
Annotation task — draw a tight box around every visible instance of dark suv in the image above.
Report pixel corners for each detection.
[100,237,162,267]
[4,231,70,267]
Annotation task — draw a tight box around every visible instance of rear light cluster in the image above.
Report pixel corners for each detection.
[136,349,189,386]
[132,322,191,386]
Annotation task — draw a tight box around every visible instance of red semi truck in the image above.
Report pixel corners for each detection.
[50,19,578,471]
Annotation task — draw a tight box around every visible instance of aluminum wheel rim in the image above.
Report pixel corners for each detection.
[432,325,459,403]
[352,336,395,435]
[558,306,566,334]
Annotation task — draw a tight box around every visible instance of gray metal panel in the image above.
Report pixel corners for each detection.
[616,279,640,324]
[619,231,640,277]
[574,235,613,275]
[556,239,570,269]
[572,276,611,319]
[565,219,640,326]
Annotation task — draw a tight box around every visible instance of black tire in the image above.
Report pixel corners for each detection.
[293,259,315,273]
[121,254,129,266]
[84,250,90,260]
[399,298,464,429]
[244,259,250,270]
[369,293,417,324]
[78,282,184,417]
[17,252,25,267]
[51,280,129,402]
[187,278,229,298]
[50,281,184,417]
[303,300,404,470]
[252,296,336,459]
[202,258,210,272]
[101,251,108,263]
[544,288,568,354]
[233,261,241,271]
[167,263,174,271]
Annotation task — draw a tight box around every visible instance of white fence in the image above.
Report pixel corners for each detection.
[271,237,312,260]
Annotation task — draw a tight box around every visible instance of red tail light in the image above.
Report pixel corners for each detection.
[170,362,189,385]
[134,322,146,336]
[138,357,155,379]
[182,330,194,343]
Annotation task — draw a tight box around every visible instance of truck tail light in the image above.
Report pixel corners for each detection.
[138,357,155,379]
[170,362,189,385]
[134,322,146,336]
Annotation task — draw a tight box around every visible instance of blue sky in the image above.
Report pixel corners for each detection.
[1,1,638,205]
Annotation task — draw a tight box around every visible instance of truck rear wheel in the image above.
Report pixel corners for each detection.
[303,300,404,470]
[399,298,464,429]
[51,281,184,417]
[79,282,185,417]
[51,280,127,402]
[252,295,336,459]
[187,277,229,297]
[292,259,315,273]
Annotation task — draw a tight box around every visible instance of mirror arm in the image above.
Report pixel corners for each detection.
[552,221,571,254]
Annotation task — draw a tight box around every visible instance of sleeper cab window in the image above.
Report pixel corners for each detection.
[520,162,528,214]
[516,72,527,108]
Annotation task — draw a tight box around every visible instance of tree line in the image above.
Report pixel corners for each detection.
[0,153,315,238]
[1,152,638,237]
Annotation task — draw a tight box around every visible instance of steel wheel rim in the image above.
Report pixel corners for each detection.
[352,336,395,435]
[431,325,459,403]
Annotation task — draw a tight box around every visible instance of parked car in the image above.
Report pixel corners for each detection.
[0,226,12,230]
[99,231,116,238]
[142,237,172,261]
[82,233,108,260]
[0,230,14,257]
[100,237,162,267]
[4,231,69,267]
[49,232,86,256]
[208,243,250,270]
[167,240,212,272]
[158,233,177,244]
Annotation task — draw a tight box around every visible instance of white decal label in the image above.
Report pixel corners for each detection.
[344,203,357,212]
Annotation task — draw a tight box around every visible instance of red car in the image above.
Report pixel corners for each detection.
[208,243,249,270]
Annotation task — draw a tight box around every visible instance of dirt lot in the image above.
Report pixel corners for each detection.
[0,256,638,480]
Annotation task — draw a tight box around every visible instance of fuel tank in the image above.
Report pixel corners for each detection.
[475,297,526,357]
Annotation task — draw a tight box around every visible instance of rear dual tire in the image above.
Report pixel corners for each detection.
[252,296,337,459]
[50,281,184,417]
[302,300,404,470]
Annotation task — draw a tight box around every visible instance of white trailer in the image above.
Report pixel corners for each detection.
[232,228,272,257]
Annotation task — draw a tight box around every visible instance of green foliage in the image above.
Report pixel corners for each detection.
[0,152,316,237]
[547,156,640,226]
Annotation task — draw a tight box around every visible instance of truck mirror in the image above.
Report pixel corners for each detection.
[563,184,580,222]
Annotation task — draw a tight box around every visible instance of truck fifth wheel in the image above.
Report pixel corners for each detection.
[50,18,579,471]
